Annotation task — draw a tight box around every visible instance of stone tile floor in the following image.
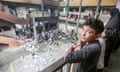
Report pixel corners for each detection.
[104,47,120,72]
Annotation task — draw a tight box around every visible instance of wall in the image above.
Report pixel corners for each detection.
[0,28,16,38]
[116,0,120,10]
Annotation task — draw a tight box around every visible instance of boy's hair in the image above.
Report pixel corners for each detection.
[83,18,104,34]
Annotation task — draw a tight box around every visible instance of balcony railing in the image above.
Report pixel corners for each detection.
[41,57,78,72]
[0,11,28,25]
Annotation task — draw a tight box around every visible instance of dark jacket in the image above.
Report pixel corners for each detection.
[65,40,101,72]
[105,8,120,37]
[105,14,120,30]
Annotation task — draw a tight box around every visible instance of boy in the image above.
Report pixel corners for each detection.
[64,18,104,72]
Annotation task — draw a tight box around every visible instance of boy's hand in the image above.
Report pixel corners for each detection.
[77,39,83,46]
[64,39,83,61]
[74,46,81,51]
[73,39,83,51]
[64,46,73,57]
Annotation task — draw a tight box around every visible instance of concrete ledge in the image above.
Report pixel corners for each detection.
[0,36,24,48]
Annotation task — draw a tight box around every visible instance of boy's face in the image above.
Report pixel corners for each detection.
[81,25,97,44]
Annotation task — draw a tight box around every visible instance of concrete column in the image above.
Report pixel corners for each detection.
[3,5,10,14]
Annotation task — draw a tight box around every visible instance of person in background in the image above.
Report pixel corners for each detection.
[26,11,32,25]
[89,9,95,19]
[73,14,78,21]
[64,18,104,72]
[103,8,120,68]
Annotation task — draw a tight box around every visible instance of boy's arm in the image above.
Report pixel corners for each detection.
[64,46,74,60]
[64,48,87,63]
[64,39,83,55]
[64,44,99,63]
[64,39,83,62]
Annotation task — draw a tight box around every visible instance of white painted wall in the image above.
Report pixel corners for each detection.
[0,28,16,38]
[116,0,120,11]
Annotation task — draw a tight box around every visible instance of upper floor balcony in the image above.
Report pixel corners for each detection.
[0,11,28,25]
[1,0,59,6]
[60,0,117,7]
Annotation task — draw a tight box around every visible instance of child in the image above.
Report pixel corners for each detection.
[64,18,104,72]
